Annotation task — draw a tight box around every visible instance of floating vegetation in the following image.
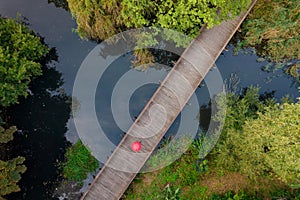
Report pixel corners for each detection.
[285,63,300,78]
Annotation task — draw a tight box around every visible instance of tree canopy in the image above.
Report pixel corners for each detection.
[0,156,26,199]
[241,0,300,62]
[0,18,49,107]
[67,0,252,41]
[0,126,26,200]
[67,0,251,67]
[238,102,300,188]
[214,88,300,188]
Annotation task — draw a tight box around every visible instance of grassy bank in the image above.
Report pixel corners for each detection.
[123,88,300,199]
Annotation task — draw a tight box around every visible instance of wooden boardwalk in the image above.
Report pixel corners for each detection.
[81,1,256,199]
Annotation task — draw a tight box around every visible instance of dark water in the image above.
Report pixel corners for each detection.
[0,0,299,199]
[5,66,71,199]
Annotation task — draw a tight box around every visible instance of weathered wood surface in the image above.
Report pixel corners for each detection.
[81,1,256,199]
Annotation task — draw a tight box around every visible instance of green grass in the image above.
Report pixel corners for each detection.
[123,143,210,199]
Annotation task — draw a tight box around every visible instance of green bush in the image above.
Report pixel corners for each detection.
[0,17,49,107]
[214,87,300,187]
[62,141,99,184]
[241,0,300,62]
[237,102,300,187]
[0,126,26,199]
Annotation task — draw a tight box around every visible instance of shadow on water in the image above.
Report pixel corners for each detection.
[5,47,71,200]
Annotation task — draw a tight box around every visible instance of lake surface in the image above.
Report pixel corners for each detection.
[0,0,299,199]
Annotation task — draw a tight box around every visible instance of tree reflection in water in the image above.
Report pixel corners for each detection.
[6,46,72,200]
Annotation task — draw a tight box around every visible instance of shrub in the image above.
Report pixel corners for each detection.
[62,141,99,184]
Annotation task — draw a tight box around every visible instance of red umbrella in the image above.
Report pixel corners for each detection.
[131,141,142,152]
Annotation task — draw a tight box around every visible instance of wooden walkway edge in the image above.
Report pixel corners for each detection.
[81,1,257,199]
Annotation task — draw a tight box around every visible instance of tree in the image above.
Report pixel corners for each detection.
[155,0,251,36]
[67,0,252,41]
[0,157,26,199]
[67,0,251,67]
[240,0,300,62]
[0,17,49,107]
[237,102,300,188]
[214,89,300,188]
[0,126,26,200]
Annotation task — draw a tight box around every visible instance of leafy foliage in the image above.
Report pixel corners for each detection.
[125,88,299,199]
[0,126,16,144]
[285,62,300,80]
[0,17,48,199]
[0,157,26,198]
[0,17,49,107]
[241,0,300,62]
[214,87,300,188]
[213,87,270,170]
[67,0,123,40]
[67,0,251,68]
[156,0,251,35]
[67,0,251,41]
[237,102,300,188]
[62,141,99,184]
[162,185,180,200]
[217,87,274,137]
[48,0,69,11]
[0,126,26,199]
